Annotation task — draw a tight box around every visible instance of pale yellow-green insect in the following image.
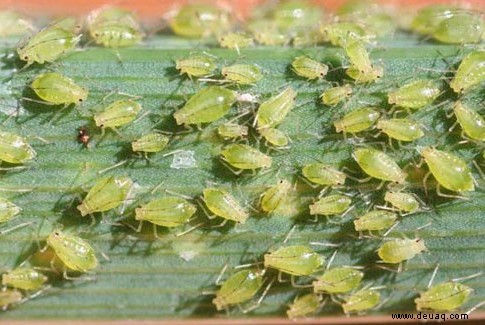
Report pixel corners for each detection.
[220,144,272,174]
[260,180,291,213]
[0,131,36,165]
[264,245,325,276]
[341,288,381,314]
[388,79,441,109]
[218,33,253,54]
[383,191,420,213]
[0,198,22,224]
[175,53,217,78]
[202,188,248,224]
[259,127,289,148]
[377,238,426,264]
[2,267,48,291]
[221,64,263,85]
[376,118,424,142]
[94,99,142,132]
[313,267,364,294]
[287,293,322,319]
[291,56,328,80]
[450,50,485,94]
[334,107,380,135]
[217,123,248,140]
[131,133,170,153]
[0,289,23,309]
[302,163,346,187]
[30,73,88,106]
[320,85,353,106]
[353,148,407,184]
[453,101,485,142]
[256,87,297,131]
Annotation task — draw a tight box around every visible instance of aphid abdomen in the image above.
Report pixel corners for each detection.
[415,282,473,311]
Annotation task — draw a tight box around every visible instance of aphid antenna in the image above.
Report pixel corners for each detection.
[241,277,275,314]
[175,222,205,237]
[466,300,485,316]
[0,222,34,236]
[163,189,194,200]
[215,263,229,286]
[451,271,484,283]
[96,160,128,175]
[290,275,313,288]
[382,221,400,237]
[472,160,485,180]
[283,225,297,244]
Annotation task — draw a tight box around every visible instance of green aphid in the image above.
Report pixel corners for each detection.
[221,64,263,85]
[77,176,134,216]
[376,118,424,142]
[420,147,475,192]
[344,38,383,83]
[217,123,248,140]
[0,289,22,309]
[30,72,88,106]
[0,198,22,223]
[309,195,352,217]
[292,28,325,47]
[313,267,364,294]
[173,86,236,126]
[212,269,264,311]
[346,64,384,83]
[220,144,272,172]
[432,11,484,44]
[203,188,248,224]
[353,148,407,184]
[260,180,291,213]
[320,85,353,106]
[334,107,380,134]
[415,282,473,312]
[169,4,232,38]
[2,267,48,291]
[94,99,142,129]
[256,87,297,130]
[253,24,287,46]
[384,191,419,213]
[259,127,289,147]
[287,293,322,319]
[342,289,381,314]
[388,79,441,109]
[453,101,485,142]
[354,210,397,232]
[135,197,197,228]
[291,56,328,80]
[271,0,322,31]
[0,10,33,37]
[321,22,368,47]
[46,230,98,272]
[176,53,217,78]
[302,163,346,187]
[377,238,426,264]
[0,131,36,164]
[131,133,169,153]
[17,20,80,67]
[450,50,485,94]
[410,4,457,35]
[87,6,143,48]
[218,33,253,52]
[264,245,325,276]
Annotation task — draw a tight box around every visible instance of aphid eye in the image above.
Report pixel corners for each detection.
[24,56,28,60]
[94,33,99,37]
[54,231,59,236]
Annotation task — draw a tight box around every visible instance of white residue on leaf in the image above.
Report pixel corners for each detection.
[169,150,197,169]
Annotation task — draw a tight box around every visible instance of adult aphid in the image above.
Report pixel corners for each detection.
[0,289,22,310]
[353,147,407,185]
[376,118,424,142]
[2,267,48,291]
[287,293,323,319]
[301,163,346,188]
[217,123,248,140]
[320,84,353,106]
[450,50,485,94]
[264,245,325,279]
[333,107,380,137]
[202,187,248,225]
[320,21,368,47]
[353,210,398,235]
[218,33,253,54]
[30,72,88,107]
[0,131,36,165]
[309,194,353,222]
[176,53,218,78]
[260,179,292,213]
[451,101,485,142]
[388,79,441,109]
[220,144,272,175]
[221,64,263,85]
[131,133,170,154]
[255,87,297,131]
[259,127,290,148]
[381,191,420,214]
[343,38,383,83]
[313,267,364,294]
[94,99,142,137]
[431,10,484,44]
[0,198,22,223]
[291,56,328,80]
[341,287,382,314]
[377,238,427,265]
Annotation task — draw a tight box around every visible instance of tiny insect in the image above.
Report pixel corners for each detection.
[431,10,484,44]
[77,176,134,217]
[87,6,143,48]
[220,144,272,174]
[377,238,426,264]
[0,198,22,223]
[221,64,263,85]
[30,72,88,106]
[450,50,485,94]
[77,127,90,147]
[212,269,265,311]
[409,4,457,35]
[264,245,325,276]
[260,180,292,213]
[202,188,248,224]
[452,101,485,142]
[0,10,33,37]
[46,230,98,273]
[176,53,217,78]
[420,147,475,193]
[218,33,253,53]
[313,267,364,294]
[383,191,420,213]
[169,4,232,38]
[0,131,36,164]
[174,86,236,126]
[320,85,353,106]
[376,118,424,142]
[94,99,142,135]
[388,79,441,109]
[353,148,407,184]
[135,196,197,228]
[354,210,398,233]
[309,195,352,219]
[291,56,328,80]
[256,87,297,131]
[272,0,322,31]
[253,26,287,46]
[344,38,383,83]
[17,20,80,67]
[302,163,346,187]
[217,123,248,140]
[0,289,22,310]
[341,288,381,314]
[131,133,170,153]
[259,127,289,148]
[292,28,325,47]
[287,293,322,319]
[2,267,48,291]
[333,107,380,135]
[321,21,368,47]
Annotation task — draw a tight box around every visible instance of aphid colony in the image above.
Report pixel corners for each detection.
[1,0,484,319]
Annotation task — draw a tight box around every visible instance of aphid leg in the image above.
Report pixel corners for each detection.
[382,221,400,237]
[215,264,229,286]
[466,300,485,315]
[290,275,313,288]
[220,159,244,175]
[472,160,485,180]
[436,184,469,200]
[152,225,161,239]
[375,261,400,273]
[451,271,483,283]
[427,264,440,288]
[0,222,33,236]
[165,189,193,200]
[196,199,217,220]
[422,171,431,199]
[241,278,275,314]
[97,160,128,175]
[283,225,297,244]
[175,222,204,237]
[326,249,339,270]
[0,165,28,172]
[277,271,289,283]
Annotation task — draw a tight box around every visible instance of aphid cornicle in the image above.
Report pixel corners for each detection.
[135,197,197,228]
[0,131,36,164]
[260,180,291,213]
[202,188,248,224]
[256,87,297,131]
[453,101,485,142]
[46,230,98,273]
[94,99,142,130]
[353,210,398,232]
[77,176,134,216]
[388,79,441,109]
[302,163,346,187]
[309,195,352,217]
[264,245,325,276]
[221,64,263,85]
[450,50,485,94]
[420,147,475,193]
[212,269,265,311]
[217,123,248,140]
[377,238,426,264]
[291,56,328,80]
[2,267,48,291]
[287,293,322,319]
[30,73,88,106]
[0,198,22,223]
[353,148,407,184]
[334,107,380,135]
[341,288,381,314]
[220,144,272,172]
[173,86,236,126]
[131,133,170,153]
[259,127,289,147]
[169,4,232,38]
[415,282,474,312]
[320,85,353,106]
[0,289,22,309]
[376,118,424,142]
[384,191,419,213]
[431,11,484,44]
[313,267,364,294]
[176,53,217,78]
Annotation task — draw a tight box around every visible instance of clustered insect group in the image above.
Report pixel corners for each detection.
[0,0,484,319]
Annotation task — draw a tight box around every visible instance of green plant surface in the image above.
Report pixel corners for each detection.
[0,34,484,320]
